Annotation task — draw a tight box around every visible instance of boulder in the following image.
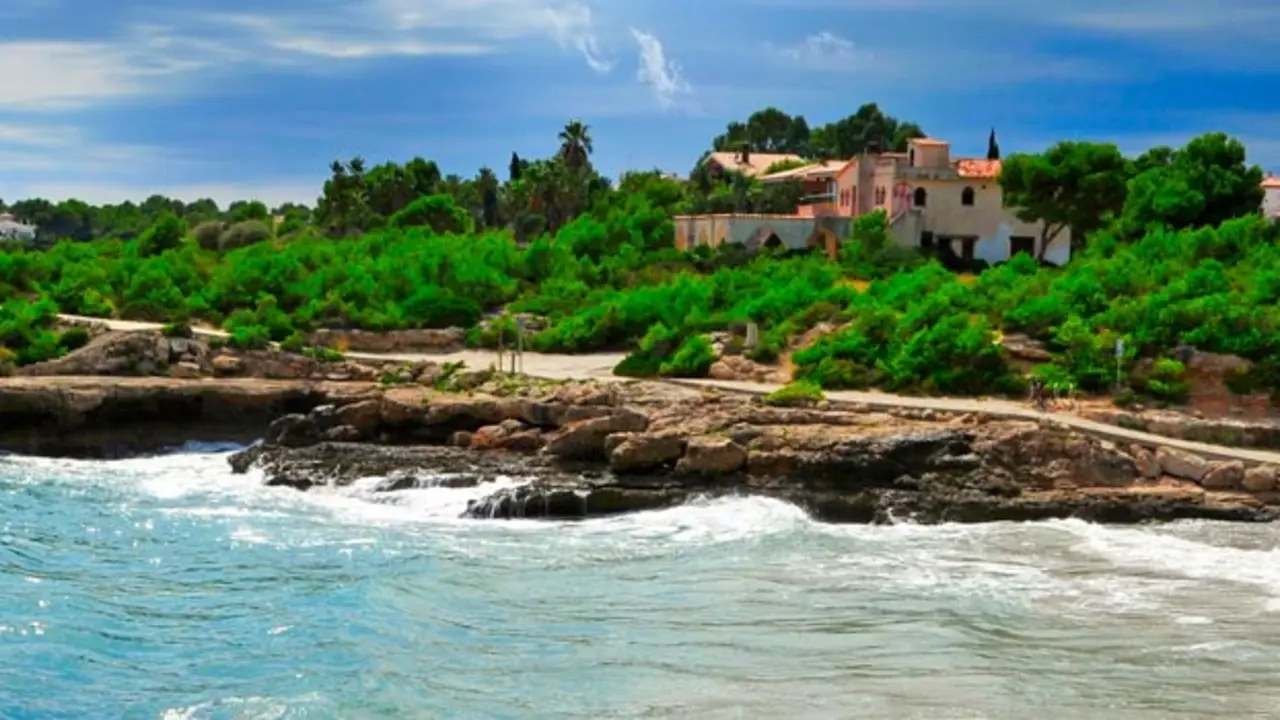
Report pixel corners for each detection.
[544,409,650,460]
[170,362,203,379]
[1156,447,1210,481]
[1243,465,1277,493]
[211,354,242,376]
[264,413,320,448]
[1129,445,1161,479]
[676,436,747,475]
[469,420,545,452]
[335,399,382,435]
[608,432,686,473]
[1200,460,1244,490]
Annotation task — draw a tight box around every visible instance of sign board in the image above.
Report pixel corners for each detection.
[1115,338,1124,358]
[744,322,759,350]
[516,315,525,330]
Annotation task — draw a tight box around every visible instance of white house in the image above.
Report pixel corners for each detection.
[1263,175,1280,221]
[0,212,36,242]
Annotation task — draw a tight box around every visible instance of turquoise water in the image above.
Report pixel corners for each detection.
[2,447,1280,719]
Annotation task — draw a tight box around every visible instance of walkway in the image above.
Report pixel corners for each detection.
[55,314,1280,466]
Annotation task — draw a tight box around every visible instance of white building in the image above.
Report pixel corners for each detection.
[1263,175,1280,221]
[0,212,36,242]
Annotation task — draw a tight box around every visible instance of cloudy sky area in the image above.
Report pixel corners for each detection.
[2,0,1279,206]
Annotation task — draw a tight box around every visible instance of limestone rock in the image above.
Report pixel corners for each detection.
[544,409,649,460]
[1243,465,1277,493]
[676,436,747,475]
[1156,447,1210,481]
[1201,460,1244,490]
[608,432,686,473]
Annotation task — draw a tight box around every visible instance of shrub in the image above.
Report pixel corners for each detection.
[193,221,227,250]
[57,327,91,352]
[227,324,271,350]
[763,380,825,406]
[658,334,717,377]
[161,322,193,338]
[218,220,272,251]
[279,331,308,353]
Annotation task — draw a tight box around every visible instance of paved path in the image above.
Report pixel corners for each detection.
[57,314,1280,465]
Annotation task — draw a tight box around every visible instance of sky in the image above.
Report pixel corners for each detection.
[2,0,1280,208]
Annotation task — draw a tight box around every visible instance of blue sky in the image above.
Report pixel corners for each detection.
[2,0,1279,207]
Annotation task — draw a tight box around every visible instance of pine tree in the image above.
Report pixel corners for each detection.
[987,129,1000,160]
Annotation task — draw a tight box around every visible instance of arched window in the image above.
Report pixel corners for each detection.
[913,187,927,207]
[961,186,975,206]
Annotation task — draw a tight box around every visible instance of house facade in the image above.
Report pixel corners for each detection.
[675,135,1071,265]
[1263,174,1280,219]
[0,213,36,243]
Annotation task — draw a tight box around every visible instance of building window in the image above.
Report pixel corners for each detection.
[913,187,927,207]
[1010,236,1035,256]
[961,187,975,206]
[920,231,934,249]
[908,148,915,165]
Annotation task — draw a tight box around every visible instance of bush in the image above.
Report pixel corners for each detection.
[227,324,271,350]
[57,327,91,352]
[218,220,272,251]
[161,322,193,338]
[279,331,308,353]
[193,221,227,250]
[763,380,825,406]
[658,334,717,377]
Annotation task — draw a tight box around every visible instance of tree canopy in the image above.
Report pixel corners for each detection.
[1,113,1276,406]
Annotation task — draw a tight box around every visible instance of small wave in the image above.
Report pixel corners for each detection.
[1060,518,1280,598]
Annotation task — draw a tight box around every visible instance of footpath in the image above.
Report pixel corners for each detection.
[55,314,1280,466]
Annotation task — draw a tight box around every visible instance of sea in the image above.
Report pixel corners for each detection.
[1,445,1278,719]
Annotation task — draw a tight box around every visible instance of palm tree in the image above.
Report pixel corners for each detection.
[558,120,593,171]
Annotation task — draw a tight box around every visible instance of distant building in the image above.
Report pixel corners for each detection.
[0,212,36,243]
[675,134,1069,264]
[1263,174,1280,220]
[700,149,806,179]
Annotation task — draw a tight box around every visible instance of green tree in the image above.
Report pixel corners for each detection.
[1121,132,1264,234]
[558,120,593,171]
[999,141,1129,258]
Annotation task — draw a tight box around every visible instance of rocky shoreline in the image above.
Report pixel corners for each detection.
[2,329,1278,524]
[222,378,1278,524]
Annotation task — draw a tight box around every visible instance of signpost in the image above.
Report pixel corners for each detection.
[515,316,525,374]
[745,322,759,352]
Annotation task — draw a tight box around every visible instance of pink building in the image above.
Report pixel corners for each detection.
[674,135,1072,265]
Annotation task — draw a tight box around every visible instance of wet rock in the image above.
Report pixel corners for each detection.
[1156,447,1210,482]
[335,399,382,436]
[1200,460,1244,490]
[265,413,320,448]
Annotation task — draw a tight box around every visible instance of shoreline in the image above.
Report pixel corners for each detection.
[1,328,1277,525]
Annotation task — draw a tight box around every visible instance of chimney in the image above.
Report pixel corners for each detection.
[738,142,750,165]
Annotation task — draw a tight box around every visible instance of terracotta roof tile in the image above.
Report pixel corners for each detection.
[704,151,806,178]
[1262,175,1280,189]
[954,158,1002,179]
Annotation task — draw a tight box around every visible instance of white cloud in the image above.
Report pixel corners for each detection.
[208,0,613,71]
[630,29,689,107]
[771,32,871,71]
[0,24,244,109]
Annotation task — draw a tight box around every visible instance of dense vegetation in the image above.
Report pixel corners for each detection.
[1,105,1274,404]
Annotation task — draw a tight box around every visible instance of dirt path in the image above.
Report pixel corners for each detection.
[56,314,1280,465]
